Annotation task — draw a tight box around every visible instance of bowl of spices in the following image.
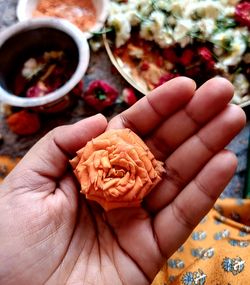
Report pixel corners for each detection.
[16,0,110,38]
[0,17,90,110]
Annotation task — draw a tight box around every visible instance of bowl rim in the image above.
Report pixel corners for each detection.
[16,0,110,39]
[0,17,90,108]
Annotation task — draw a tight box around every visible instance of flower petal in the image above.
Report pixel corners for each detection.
[70,128,165,211]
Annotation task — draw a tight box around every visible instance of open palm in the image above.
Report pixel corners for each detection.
[0,77,246,285]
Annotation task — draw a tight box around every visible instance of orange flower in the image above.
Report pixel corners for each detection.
[70,129,165,211]
[6,110,41,135]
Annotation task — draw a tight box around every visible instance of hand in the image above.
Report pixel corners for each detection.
[0,77,246,285]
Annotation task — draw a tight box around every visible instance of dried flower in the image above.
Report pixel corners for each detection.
[70,129,165,211]
[84,80,119,111]
[6,110,41,135]
[26,82,49,98]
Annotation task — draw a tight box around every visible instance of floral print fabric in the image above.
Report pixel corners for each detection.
[152,198,250,285]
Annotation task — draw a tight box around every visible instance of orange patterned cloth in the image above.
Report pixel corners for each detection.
[152,198,250,285]
[0,156,249,284]
[0,156,20,183]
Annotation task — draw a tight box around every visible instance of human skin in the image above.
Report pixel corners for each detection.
[0,77,246,285]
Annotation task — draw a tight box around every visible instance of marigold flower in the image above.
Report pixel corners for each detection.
[6,110,41,135]
[84,80,119,111]
[70,129,165,211]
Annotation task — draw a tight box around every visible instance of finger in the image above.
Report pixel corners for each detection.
[145,77,235,160]
[7,114,107,180]
[108,77,196,135]
[154,150,237,258]
[49,114,108,156]
[145,104,246,212]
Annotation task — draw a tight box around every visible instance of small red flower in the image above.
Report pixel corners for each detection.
[84,80,119,111]
[155,73,179,88]
[235,2,250,28]
[7,110,41,135]
[122,88,137,106]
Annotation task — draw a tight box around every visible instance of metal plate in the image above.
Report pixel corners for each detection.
[103,34,250,108]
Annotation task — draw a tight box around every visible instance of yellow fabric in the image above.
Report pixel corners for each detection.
[0,155,20,183]
[152,198,250,285]
[0,156,249,284]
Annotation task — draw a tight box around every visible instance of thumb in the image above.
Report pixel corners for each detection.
[6,114,107,180]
